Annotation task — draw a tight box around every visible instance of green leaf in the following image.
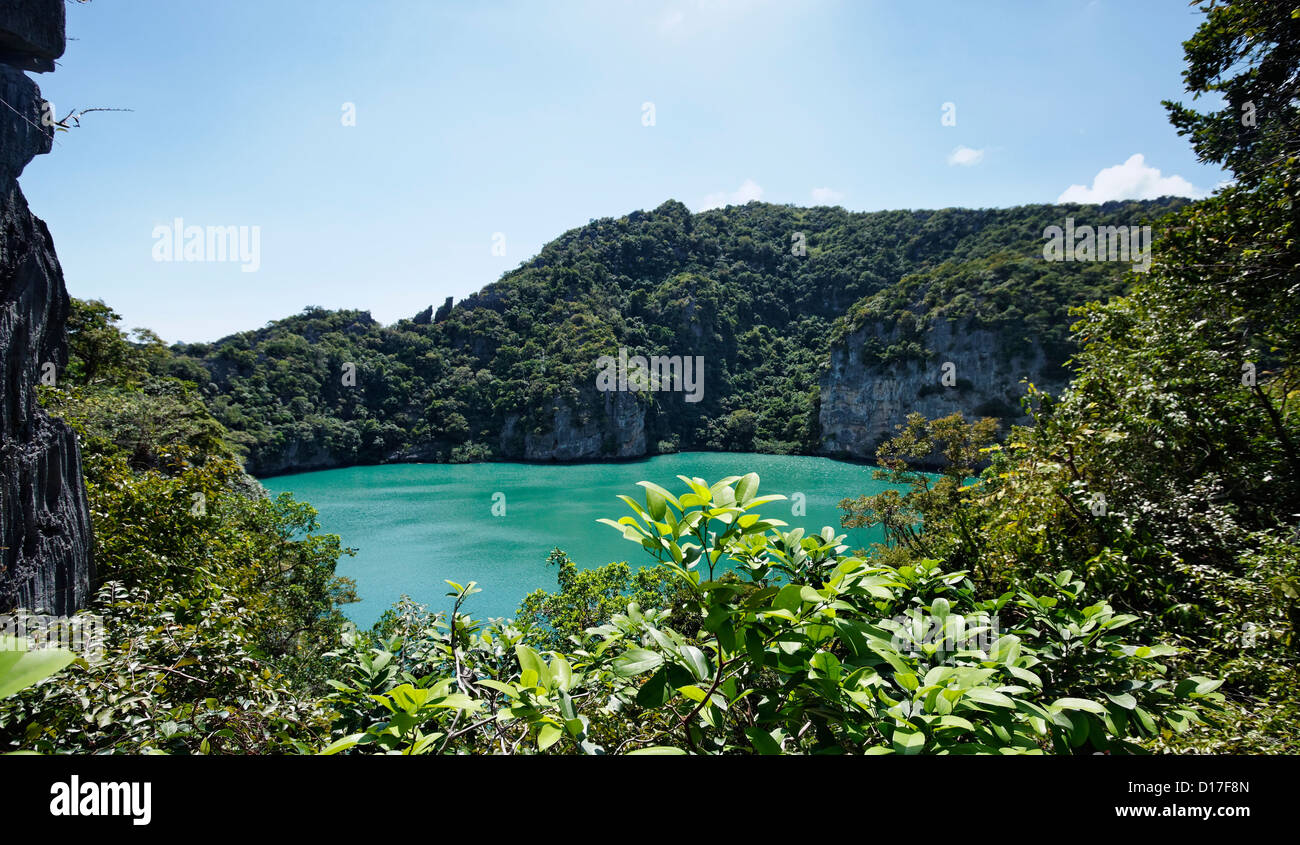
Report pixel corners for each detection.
[0,640,77,699]
[318,733,366,755]
[515,644,551,690]
[772,583,805,614]
[988,634,1021,664]
[636,668,673,708]
[1007,665,1042,687]
[475,679,517,696]
[676,684,708,704]
[637,481,679,516]
[550,654,573,691]
[537,722,562,752]
[644,486,667,522]
[679,645,710,682]
[612,648,663,677]
[1103,692,1137,710]
[559,689,578,722]
[962,688,1015,709]
[809,650,842,682]
[744,727,783,755]
[1053,697,1106,714]
[1065,711,1091,747]
[1191,677,1223,695]
[628,746,687,755]
[892,729,925,755]
[799,585,824,604]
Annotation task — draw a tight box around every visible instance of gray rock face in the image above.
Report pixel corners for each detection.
[0,63,51,184]
[502,391,647,461]
[0,5,94,615]
[0,0,64,73]
[819,317,1063,460]
[251,435,341,477]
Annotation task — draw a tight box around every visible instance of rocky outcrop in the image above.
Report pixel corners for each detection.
[0,0,63,72]
[248,435,342,477]
[370,391,649,466]
[501,391,647,461]
[819,317,1063,460]
[0,0,94,615]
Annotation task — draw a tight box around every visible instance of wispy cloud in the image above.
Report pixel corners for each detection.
[1057,153,1205,203]
[947,146,985,167]
[699,178,763,211]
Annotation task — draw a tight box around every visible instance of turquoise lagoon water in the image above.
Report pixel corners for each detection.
[260,453,896,627]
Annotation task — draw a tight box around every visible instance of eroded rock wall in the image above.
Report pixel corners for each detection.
[501,390,647,461]
[0,0,94,615]
[819,317,1063,460]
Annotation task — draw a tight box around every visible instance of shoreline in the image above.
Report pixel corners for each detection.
[254,447,894,482]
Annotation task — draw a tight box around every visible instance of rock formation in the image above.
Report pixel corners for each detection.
[501,391,647,461]
[818,316,1063,460]
[0,0,94,615]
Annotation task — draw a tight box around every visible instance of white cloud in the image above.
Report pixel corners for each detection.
[947,146,985,167]
[1056,154,1205,203]
[810,187,844,205]
[699,178,763,211]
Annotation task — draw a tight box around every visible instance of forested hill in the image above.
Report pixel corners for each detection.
[169,197,1186,475]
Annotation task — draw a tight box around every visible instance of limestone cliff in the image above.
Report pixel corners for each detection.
[0,0,94,615]
[500,390,647,461]
[819,312,1064,461]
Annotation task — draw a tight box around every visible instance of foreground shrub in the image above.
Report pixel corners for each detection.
[317,474,1221,754]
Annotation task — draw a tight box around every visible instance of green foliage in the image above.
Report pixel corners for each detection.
[516,548,691,651]
[313,475,1221,754]
[1163,0,1300,186]
[833,0,1300,752]
[0,300,356,753]
[840,412,997,568]
[64,298,168,388]
[829,0,1300,752]
[171,200,1183,474]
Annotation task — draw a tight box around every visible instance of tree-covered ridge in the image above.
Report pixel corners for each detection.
[170,197,1186,474]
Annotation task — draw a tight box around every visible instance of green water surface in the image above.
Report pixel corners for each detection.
[260,452,896,627]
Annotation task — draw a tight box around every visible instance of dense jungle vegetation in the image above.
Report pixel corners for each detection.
[0,0,1295,754]
[167,198,1182,473]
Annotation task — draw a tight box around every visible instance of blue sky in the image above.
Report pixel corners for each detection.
[20,0,1225,344]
